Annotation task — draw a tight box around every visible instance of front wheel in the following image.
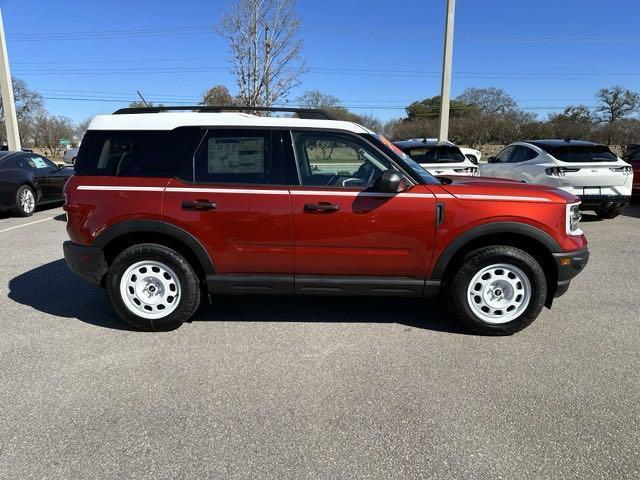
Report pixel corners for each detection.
[107,244,201,331]
[445,246,547,335]
[595,206,622,219]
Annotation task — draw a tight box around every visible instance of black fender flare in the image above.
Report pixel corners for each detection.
[431,222,561,280]
[94,220,216,275]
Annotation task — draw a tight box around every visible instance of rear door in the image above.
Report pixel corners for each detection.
[163,129,294,280]
[288,130,436,287]
[505,146,541,183]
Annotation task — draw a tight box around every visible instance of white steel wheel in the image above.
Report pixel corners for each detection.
[119,260,181,320]
[466,263,532,324]
[19,188,35,214]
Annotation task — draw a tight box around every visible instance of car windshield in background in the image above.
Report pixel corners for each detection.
[374,135,439,184]
[404,146,466,164]
[544,146,618,163]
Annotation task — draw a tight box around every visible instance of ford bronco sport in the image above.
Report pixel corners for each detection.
[63,106,589,335]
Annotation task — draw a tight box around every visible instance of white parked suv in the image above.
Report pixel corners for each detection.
[480,139,633,219]
[63,147,79,165]
[394,139,479,176]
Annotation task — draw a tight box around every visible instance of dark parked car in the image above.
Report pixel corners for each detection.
[623,145,640,197]
[0,151,73,216]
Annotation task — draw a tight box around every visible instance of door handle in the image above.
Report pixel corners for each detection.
[182,199,217,211]
[304,202,340,212]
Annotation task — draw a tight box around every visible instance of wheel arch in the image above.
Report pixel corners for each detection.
[95,220,215,283]
[432,222,561,306]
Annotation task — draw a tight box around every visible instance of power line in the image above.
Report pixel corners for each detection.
[12,65,640,79]
[8,24,640,45]
[9,25,212,41]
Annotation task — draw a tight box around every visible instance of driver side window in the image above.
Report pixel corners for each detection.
[292,132,389,188]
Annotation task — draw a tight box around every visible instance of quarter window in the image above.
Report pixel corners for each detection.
[292,132,390,188]
[74,128,200,177]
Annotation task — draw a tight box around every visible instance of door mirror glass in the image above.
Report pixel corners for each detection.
[487,156,496,163]
[375,170,409,193]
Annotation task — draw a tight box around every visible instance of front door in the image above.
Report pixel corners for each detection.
[163,129,293,282]
[288,131,436,286]
[481,146,514,178]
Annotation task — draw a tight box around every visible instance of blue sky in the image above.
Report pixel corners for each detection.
[3,0,640,124]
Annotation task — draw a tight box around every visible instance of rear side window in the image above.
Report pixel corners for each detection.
[194,129,284,185]
[19,155,56,170]
[509,146,537,163]
[74,128,201,177]
[543,145,618,163]
[403,146,466,164]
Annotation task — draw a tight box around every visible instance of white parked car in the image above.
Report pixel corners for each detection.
[480,139,633,219]
[394,139,479,176]
[459,146,482,164]
[63,147,79,165]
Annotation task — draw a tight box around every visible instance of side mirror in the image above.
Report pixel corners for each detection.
[376,170,409,193]
[487,156,496,163]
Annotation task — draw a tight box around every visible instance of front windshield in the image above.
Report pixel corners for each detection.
[404,146,466,164]
[375,135,440,184]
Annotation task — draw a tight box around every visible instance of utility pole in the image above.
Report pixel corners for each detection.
[0,7,20,151]
[438,0,456,142]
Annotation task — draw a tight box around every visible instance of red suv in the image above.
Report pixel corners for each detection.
[63,106,589,335]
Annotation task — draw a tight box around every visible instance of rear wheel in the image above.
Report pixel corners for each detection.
[107,243,201,331]
[595,205,622,219]
[14,185,36,217]
[445,246,547,335]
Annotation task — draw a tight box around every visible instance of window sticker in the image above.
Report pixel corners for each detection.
[208,137,264,174]
[29,157,48,169]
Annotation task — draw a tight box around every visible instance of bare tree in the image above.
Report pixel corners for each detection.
[0,78,44,145]
[456,87,518,115]
[201,85,236,106]
[31,114,75,159]
[75,117,93,143]
[218,0,307,107]
[296,90,340,109]
[595,86,640,123]
[0,78,44,121]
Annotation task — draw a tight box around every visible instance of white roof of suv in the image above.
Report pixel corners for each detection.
[88,111,371,134]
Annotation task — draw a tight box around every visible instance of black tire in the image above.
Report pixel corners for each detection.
[14,185,36,217]
[445,246,547,335]
[106,243,201,331]
[595,206,622,219]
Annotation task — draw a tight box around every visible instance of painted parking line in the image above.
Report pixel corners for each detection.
[0,216,59,234]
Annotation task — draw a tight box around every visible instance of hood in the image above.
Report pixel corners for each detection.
[439,176,579,204]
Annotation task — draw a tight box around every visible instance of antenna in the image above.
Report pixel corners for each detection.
[136,90,150,107]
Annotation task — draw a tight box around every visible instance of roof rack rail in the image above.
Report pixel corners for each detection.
[112,105,335,120]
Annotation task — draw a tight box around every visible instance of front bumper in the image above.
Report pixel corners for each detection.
[63,241,108,286]
[552,246,590,298]
[578,194,630,209]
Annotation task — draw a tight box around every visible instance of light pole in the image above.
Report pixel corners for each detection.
[0,7,20,151]
[438,0,456,142]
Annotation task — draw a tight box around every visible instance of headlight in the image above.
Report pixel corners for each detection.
[566,203,583,236]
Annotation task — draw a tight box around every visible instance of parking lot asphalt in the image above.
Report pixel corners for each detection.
[1,204,639,480]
